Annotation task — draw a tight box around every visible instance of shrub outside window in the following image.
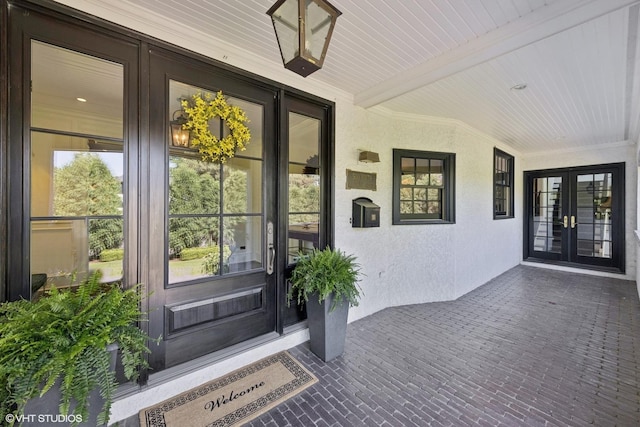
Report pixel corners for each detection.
[494,148,514,219]
[393,149,455,225]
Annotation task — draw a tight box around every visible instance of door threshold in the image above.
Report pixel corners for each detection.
[521,260,626,279]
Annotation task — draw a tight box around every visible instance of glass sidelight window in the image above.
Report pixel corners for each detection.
[30,41,124,293]
[287,112,321,264]
[167,81,265,284]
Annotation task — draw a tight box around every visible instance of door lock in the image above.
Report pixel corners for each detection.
[563,215,568,228]
[571,215,576,229]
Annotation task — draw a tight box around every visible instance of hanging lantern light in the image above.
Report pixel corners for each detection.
[267,0,341,77]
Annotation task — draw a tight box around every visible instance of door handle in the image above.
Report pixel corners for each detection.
[563,215,568,228]
[571,215,576,229]
[266,221,275,275]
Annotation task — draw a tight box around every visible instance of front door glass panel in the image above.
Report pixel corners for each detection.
[167,81,264,284]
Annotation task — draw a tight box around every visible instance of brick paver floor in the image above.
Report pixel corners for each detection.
[247,265,640,426]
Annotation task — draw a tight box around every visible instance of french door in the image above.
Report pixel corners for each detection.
[524,164,625,272]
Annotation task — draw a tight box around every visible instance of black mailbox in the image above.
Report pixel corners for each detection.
[352,197,380,228]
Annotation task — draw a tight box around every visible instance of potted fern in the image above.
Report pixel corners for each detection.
[288,247,362,362]
[0,271,155,426]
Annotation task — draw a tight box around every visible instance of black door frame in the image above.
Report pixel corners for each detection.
[523,163,625,273]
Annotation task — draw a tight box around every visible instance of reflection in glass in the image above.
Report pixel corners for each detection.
[576,173,613,259]
[223,158,262,214]
[169,157,220,215]
[288,112,321,264]
[167,80,265,284]
[31,41,123,139]
[532,177,562,253]
[30,41,125,294]
[168,217,223,283]
[169,81,264,159]
[288,214,319,263]
[223,216,262,273]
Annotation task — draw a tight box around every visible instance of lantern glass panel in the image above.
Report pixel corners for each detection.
[305,0,333,60]
[271,0,300,63]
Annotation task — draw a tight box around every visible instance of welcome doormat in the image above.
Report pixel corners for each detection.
[139,351,317,427]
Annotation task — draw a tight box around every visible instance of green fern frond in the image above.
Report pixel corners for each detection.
[288,247,363,311]
[0,271,157,425]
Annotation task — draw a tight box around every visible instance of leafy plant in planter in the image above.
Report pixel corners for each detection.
[0,271,156,426]
[288,247,362,361]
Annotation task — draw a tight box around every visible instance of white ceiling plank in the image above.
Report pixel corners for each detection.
[354,0,640,109]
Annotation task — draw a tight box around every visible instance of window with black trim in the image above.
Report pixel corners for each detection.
[393,149,455,225]
[494,148,514,219]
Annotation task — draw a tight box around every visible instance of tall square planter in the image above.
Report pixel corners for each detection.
[21,344,119,427]
[306,292,349,362]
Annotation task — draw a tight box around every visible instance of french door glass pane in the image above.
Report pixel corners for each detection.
[288,112,320,263]
[576,173,613,259]
[30,41,124,293]
[168,81,264,284]
[532,177,562,253]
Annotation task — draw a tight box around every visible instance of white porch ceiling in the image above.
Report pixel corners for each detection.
[62,0,640,155]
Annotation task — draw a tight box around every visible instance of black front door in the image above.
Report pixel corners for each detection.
[147,49,278,370]
[524,163,625,273]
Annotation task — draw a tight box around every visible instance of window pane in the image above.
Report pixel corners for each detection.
[30,41,125,293]
[169,81,264,159]
[169,157,220,215]
[223,158,262,214]
[224,216,262,273]
[31,41,123,139]
[415,158,429,184]
[168,216,221,284]
[288,214,319,263]
[400,201,413,214]
[401,158,415,185]
[288,112,321,265]
[400,188,413,200]
[32,132,124,217]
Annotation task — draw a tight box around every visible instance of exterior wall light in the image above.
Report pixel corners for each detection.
[358,150,380,163]
[170,109,190,147]
[267,0,341,77]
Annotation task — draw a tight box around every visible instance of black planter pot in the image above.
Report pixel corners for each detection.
[21,343,119,427]
[305,292,349,362]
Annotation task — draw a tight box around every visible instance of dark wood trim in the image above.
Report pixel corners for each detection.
[0,0,7,301]
[493,147,515,220]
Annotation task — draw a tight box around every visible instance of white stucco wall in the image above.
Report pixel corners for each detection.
[523,142,637,281]
[332,107,523,322]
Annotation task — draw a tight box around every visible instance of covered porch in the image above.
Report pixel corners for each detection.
[120,265,640,425]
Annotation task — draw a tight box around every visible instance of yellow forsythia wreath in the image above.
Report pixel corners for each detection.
[181,91,251,163]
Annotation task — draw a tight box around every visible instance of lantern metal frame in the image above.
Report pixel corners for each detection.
[267,0,341,77]
[169,109,191,147]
